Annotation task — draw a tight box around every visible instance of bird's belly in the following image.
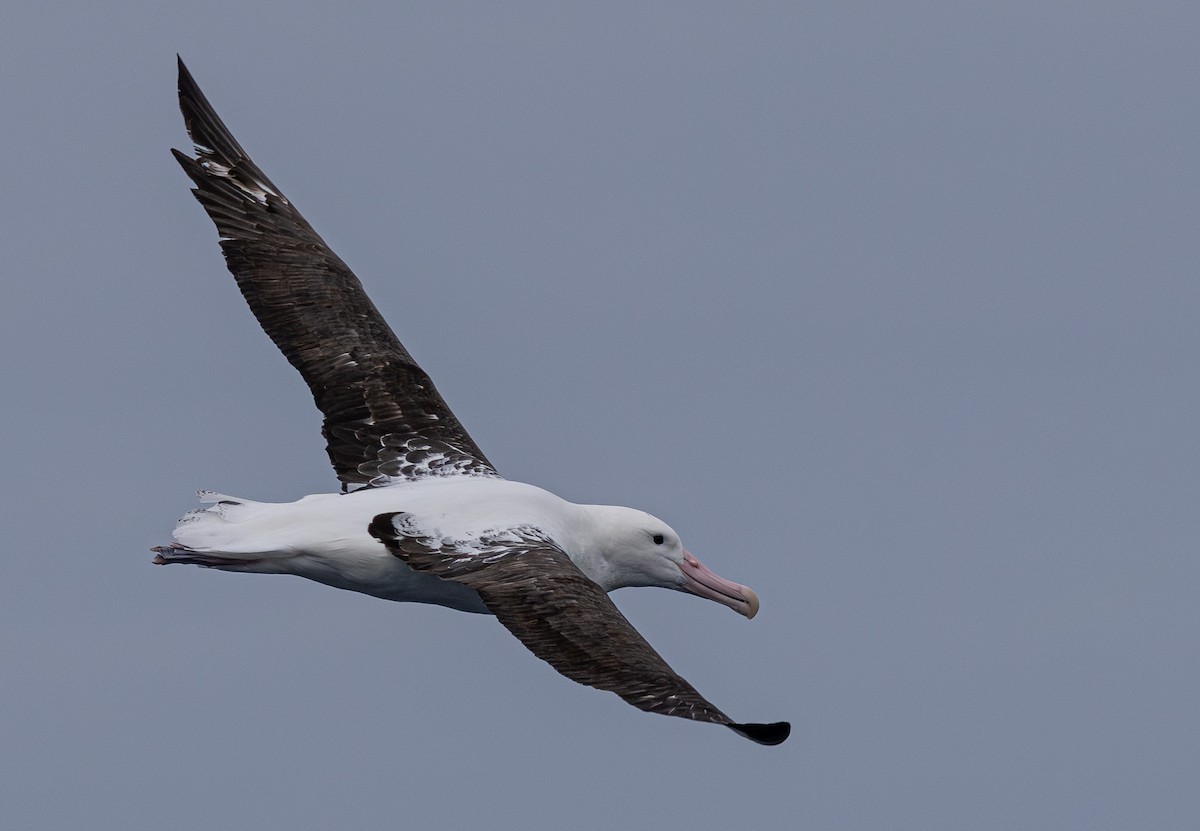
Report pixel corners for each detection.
[288,545,490,613]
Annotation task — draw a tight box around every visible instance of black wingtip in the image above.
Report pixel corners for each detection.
[177,55,196,96]
[728,721,791,746]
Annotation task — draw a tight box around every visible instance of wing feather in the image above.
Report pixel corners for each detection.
[173,57,495,488]
[368,512,790,745]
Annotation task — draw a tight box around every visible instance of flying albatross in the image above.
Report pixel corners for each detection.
[156,57,789,746]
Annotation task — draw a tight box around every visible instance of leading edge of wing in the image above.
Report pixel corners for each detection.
[172,57,496,487]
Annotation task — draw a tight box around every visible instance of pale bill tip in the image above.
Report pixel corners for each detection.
[741,586,760,620]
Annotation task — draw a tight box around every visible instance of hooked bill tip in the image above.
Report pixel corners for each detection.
[741,586,760,620]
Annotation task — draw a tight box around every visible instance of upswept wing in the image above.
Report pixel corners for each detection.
[172,57,495,488]
[368,512,790,745]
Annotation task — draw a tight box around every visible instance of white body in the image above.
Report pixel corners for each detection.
[169,478,637,614]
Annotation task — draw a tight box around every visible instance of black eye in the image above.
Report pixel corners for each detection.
[652,534,665,545]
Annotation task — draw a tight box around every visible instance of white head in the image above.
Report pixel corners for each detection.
[581,505,759,618]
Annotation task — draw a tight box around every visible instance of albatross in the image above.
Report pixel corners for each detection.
[155,57,789,746]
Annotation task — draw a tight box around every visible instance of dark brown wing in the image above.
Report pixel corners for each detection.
[368,513,789,745]
[172,57,496,488]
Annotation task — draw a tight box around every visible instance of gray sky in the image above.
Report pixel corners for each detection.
[3,2,1198,829]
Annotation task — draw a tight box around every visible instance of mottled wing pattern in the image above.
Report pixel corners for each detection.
[171,57,496,488]
[368,513,790,745]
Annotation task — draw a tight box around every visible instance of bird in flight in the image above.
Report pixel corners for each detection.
[156,57,789,746]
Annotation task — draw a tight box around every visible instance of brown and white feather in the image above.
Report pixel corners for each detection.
[369,512,741,727]
[171,57,495,489]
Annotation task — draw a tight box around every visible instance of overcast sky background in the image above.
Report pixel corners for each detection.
[3,2,1198,829]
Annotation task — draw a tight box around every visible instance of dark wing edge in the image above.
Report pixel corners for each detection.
[368,512,790,746]
[172,56,497,488]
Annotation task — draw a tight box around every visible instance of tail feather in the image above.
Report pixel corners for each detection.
[156,491,294,569]
[196,490,261,505]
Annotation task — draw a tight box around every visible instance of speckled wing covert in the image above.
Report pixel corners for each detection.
[171,57,496,489]
[368,512,790,745]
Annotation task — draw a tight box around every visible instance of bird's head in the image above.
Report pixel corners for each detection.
[582,505,759,619]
